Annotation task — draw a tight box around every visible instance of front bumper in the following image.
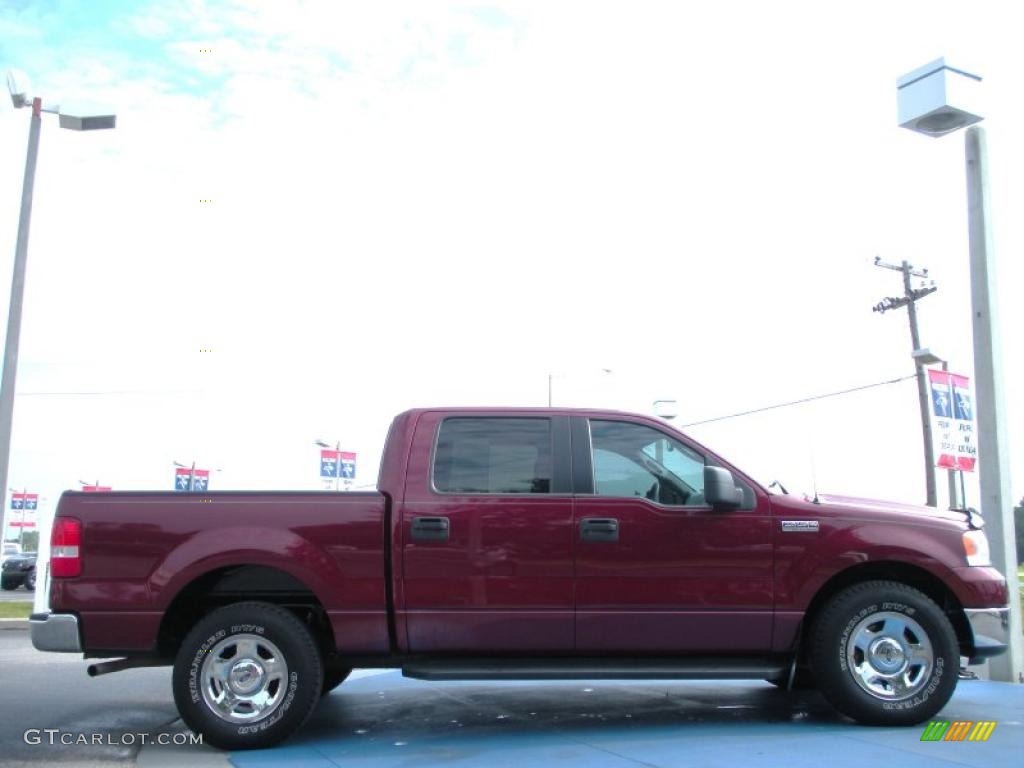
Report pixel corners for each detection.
[964,606,1009,664]
[30,612,82,653]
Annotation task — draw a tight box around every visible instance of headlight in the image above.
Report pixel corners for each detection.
[962,530,991,567]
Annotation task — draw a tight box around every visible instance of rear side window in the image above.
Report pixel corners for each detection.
[433,418,552,494]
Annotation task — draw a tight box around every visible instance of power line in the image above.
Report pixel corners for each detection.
[681,374,916,428]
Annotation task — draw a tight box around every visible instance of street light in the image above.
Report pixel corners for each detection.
[653,400,679,421]
[0,72,116,549]
[897,58,1022,682]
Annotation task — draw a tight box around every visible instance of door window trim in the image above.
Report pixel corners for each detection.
[429,414,573,497]
[573,416,756,510]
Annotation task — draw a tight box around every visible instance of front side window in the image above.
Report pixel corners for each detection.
[433,418,552,494]
[590,420,705,506]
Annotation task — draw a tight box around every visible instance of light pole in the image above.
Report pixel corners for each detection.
[0,71,116,545]
[897,58,1022,682]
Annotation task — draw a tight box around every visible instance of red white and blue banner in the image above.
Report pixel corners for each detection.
[340,452,356,479]
[175,467,210,492]
[191,469,210,492]
[8,493,37,527]
[174,467,192,492]
[927,369,976,472]
[320,450,357,480]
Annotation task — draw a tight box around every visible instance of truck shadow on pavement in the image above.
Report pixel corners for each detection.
[270,679,848,766]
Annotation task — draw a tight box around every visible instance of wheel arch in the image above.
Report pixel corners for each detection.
[794,560,973,664]
[156,564,336,659]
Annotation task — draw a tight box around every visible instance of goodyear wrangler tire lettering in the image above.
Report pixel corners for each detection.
[172,601,322,750]
[811,581,958,726]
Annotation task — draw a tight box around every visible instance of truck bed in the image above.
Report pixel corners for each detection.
[50,490,390,656]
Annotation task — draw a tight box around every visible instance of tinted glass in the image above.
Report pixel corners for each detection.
[590,420,705,506]
[433,418,552,494]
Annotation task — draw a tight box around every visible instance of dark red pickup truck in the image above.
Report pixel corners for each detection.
[31,407,1009,749]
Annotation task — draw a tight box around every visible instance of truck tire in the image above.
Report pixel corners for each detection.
[810,581,958,726]
[321,665,352,696]
[24,569,35,591]
[172,601,323,750]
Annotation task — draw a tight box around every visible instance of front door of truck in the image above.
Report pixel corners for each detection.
[572,416,774,653]
[399,412,575,652]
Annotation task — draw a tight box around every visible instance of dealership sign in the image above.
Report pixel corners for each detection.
[927,369,976,471]
[175,468,211,492]
[9,492,37,528]
[320,450,356,480]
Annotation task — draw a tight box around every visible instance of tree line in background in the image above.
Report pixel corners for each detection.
[1016,498,1024,563]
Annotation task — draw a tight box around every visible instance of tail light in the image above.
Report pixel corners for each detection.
[51,517,82,578]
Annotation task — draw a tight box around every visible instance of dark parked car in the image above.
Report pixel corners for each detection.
[2,553,37,591]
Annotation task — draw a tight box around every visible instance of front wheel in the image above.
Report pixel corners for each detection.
[172,601,323,750]
[24,569,35,591]
[811,581,958,726]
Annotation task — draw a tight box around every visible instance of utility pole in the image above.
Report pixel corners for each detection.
[872,256,939,506]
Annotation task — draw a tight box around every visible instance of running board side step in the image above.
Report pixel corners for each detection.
[402,658,788,681]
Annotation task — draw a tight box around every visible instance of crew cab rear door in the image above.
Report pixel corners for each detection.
[399,411,575,652]
[572,416,774,653]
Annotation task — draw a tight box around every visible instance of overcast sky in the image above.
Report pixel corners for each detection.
[1,0,1022,531]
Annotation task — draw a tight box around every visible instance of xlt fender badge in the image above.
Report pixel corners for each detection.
[781,520,820,532]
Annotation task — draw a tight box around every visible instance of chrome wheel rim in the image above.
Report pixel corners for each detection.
[846,611,933,700]
[200,633,289,724]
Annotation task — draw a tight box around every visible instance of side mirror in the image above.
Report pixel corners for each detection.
[704,466,742,509]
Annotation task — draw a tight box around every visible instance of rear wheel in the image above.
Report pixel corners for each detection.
[811,581,958,725]
[172,601,323,750]
[24,569,35,591]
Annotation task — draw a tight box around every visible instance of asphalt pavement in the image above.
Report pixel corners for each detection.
[0,630,181,767]
[2,628,1022,767]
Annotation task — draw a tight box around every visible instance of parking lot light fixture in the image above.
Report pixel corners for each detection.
[0,73,116,555]
[896,59,1021,682]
